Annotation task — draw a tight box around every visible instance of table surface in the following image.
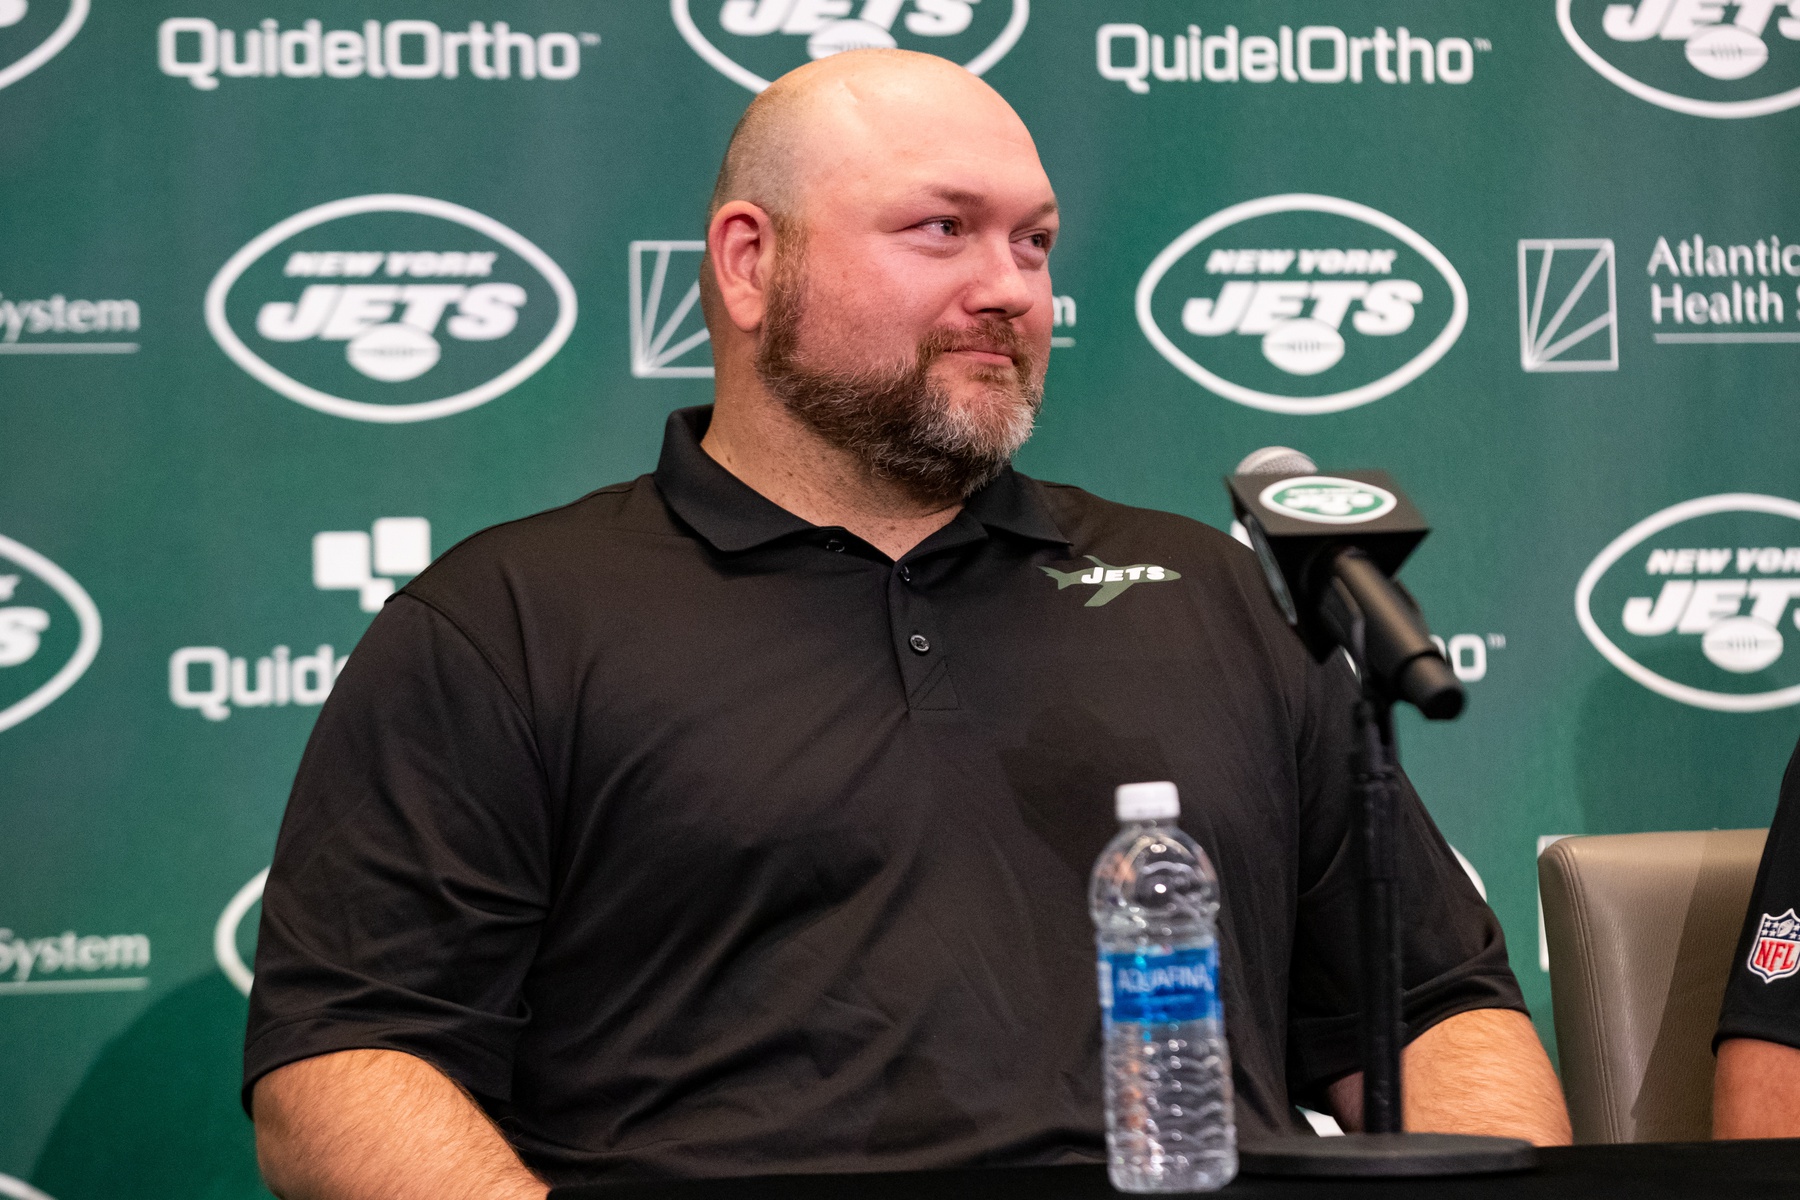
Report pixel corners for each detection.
[552,1139,1800,1200]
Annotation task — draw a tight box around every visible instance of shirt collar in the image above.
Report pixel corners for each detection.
[959,455,1072,548]
[653,406,1072,553]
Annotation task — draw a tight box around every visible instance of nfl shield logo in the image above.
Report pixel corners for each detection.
[1748,909,1800,983]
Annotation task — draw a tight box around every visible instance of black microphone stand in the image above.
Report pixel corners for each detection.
[1354,690,1406,1138]
[1240,548,1536,1177]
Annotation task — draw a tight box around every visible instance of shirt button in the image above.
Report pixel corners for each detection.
[898,564,913,582]
[825,538,845,553]
[908,633,931,654]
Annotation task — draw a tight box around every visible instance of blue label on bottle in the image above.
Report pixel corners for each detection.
[1101,946,1220,1024]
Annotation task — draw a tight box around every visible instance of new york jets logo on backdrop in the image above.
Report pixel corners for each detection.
[1136,195,1467,415]
[0,0,86,93]
[672,0,1029,92]
[206,195,576,423]
[215,868,267,995]
[0,534,100,733]
[1559,0,1800,117]
[1576,494,1800,712]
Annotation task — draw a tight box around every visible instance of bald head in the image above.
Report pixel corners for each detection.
[707,49,1034,230]
[700,50,1049,336]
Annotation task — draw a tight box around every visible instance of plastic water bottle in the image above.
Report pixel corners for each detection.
[1091,781,1236,1193]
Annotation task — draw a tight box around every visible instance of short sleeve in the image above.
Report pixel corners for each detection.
[242,593,552,1113]
[1716,734,1800,1052]
[1282,652,1526,1101]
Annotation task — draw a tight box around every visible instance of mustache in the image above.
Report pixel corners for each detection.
[918,320,1036,374]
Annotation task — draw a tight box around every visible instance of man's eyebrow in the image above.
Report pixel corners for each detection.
[921,187,1058,221]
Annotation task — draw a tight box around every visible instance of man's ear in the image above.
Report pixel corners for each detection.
[708,201,780,334]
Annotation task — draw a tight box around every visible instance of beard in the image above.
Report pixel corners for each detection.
[754,244,1045,506]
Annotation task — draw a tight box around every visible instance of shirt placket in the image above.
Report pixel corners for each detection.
[888,557,959,711]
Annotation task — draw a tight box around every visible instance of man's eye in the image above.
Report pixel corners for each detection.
[922,219,958,236]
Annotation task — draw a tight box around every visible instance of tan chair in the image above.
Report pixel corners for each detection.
[1539,829,1768,1143]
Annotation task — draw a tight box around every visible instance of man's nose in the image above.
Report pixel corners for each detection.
[963,236,1036,321]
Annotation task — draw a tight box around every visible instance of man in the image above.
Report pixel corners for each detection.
[246,50,1570,1200]
[1714,730,1800,1138]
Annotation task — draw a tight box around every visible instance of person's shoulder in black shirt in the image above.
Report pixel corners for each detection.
[1715,731,1800,1137]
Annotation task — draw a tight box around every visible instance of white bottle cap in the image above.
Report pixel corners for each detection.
[1115,781,1180,822]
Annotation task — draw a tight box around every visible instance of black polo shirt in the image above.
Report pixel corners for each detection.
[1718,732,1800,1050]
[244,406,1523,1182]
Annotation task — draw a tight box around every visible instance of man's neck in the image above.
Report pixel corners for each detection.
[700,387,963,563]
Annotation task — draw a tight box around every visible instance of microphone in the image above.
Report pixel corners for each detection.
[1227,449,1463,720]
[1234,445,1316,478]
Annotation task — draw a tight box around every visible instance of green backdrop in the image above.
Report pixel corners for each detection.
[4,3,1800,1195]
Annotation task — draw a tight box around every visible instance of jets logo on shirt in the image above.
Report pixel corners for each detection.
[1749,909,1800,982]
[1040,556,1180,607]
